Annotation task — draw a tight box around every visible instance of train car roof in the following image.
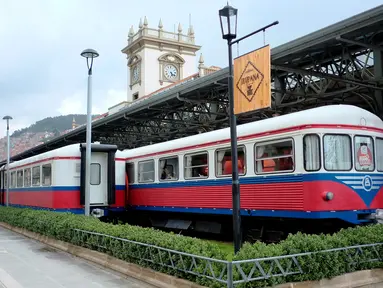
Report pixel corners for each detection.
[2,143,125,170]
[121,104,383,159]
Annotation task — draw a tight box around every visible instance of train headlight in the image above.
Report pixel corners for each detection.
[322,191,334,201]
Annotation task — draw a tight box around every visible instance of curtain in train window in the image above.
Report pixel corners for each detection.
[24,168,31,187]
[323,134,352,171]
[304,134,321,171]
[16,170,23,188]
[42,164,52,186]
[255,145,266,173]
[10,171,16,188]
[354,136,374,171]
[159,157,179,180]
[32,166,40,186]
[216,147,246,176]
[377,138,383,172]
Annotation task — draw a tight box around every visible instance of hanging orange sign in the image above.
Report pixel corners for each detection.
[233,45,271,115]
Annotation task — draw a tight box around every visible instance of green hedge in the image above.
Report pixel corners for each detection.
[1,206,383,288]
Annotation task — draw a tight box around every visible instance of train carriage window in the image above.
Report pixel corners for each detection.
[255,139,294,174]
[354,136,374,172]
[216,147,246,177]
[24,168,31,187]
[126,163,135,183]
[138,160,155,183]
[376,138,383,172]
[10,171,16,188]
[42,164,52,186]
[90,163,101,185]
[4,172,7,188]
[16,170,23,188]
[304,134,321,171]
[184,152,208,179]
[159,156,179,181]
[32,166,41,186]
[323,134,352,171]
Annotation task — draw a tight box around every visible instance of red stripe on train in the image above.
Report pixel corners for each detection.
[128,181,372,211]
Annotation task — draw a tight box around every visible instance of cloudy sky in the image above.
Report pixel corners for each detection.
[0,0,381,135]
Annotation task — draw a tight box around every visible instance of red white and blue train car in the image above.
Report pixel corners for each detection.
[122,105,383,239]
[0,143,126,217]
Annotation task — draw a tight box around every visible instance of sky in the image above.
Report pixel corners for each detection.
[0,0,382,135]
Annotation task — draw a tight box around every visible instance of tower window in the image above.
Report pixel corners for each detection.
[133,93,139,100]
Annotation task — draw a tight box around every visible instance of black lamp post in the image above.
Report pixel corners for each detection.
[219,3,242,254]
[219,4,279,254]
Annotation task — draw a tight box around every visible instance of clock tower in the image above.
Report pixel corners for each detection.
[122,17,201,102]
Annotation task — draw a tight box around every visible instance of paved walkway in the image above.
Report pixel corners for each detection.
[0,227,155,288]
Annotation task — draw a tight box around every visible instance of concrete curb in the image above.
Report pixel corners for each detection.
[272,268,383,288]
[0,222,205,288]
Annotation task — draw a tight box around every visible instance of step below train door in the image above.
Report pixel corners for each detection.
[89,152,108,205]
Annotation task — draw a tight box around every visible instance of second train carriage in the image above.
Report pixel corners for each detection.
[0,143,126,217]
[122,105,383,239]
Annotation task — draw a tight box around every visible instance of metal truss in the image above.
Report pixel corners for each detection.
[3,12,382,163]
[72,229,383,288]
[271,47,381,115]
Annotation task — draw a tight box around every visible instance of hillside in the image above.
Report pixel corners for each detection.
[11,114,92,137]
[0,114,99,161]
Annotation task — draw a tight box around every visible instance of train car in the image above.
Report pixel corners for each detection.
[0,143,126,218]
[122,104,383,241]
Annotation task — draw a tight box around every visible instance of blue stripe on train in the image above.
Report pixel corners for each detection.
[128,205,375,225]
[129,173,383,188]
[7,185,126,192]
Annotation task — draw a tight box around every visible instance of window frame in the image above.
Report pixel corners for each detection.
[10,171,16,188]
[303,134,321,172]
[254,137,295,175]
[24,167,31,187]
[376,137,383,172]
[322,133,353,172]
[137,159,155,183]
[214,145,247,178]
[90,163,101,185]
[158,156,179,182]
[184,151,209,180]
[354,134,375,172]
[32,166,41,187]
[16,170,23,188]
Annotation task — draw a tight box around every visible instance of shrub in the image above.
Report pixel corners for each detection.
[1,206,383,288]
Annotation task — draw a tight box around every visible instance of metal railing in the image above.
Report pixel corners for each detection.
[72,229,383,288]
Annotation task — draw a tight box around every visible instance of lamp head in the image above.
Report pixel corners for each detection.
[219,4,238,41]
[81,48,99,75]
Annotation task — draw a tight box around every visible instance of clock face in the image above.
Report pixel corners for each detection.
[164,64,178,80]
[132,65,140,82]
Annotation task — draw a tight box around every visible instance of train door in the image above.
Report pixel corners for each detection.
[0,170,3,205]
[79,143,118,209]
[89,152,108,205]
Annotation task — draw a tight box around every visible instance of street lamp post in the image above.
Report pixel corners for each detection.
[219,4,279,254]
[81,48,99,216]
[2,115,12,207]
[219,3,241,254]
